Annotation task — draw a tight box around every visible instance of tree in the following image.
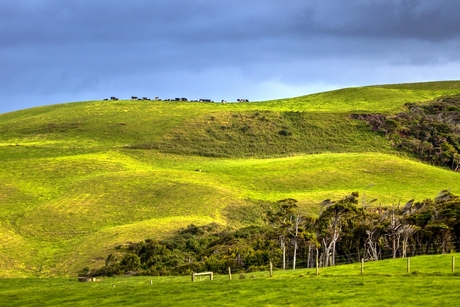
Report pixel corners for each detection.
[291,212,301,270]
[361,207,386,261]
[318,192,360,266]
[453,153,460,172]
[399,224,420,258]
[385,204,402,258]
[266,199,298,270]
[120,254,140,271]
[290,212,317,270]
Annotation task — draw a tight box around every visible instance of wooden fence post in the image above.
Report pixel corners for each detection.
[452,256,455,273]
[269,262,273,277]
[316,252,319,276]
[407,257,410,273]
[228,267,232,280]
[361,258,364,275]
[191,272,195,282]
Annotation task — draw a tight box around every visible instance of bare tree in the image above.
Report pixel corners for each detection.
[386,204,402,259]
[365,229,379,261]
[266,199,298,270]
[318,192,360,266]
[291,214,301,270]
[399,224,420,258]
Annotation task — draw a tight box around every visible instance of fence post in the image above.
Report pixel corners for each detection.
[228,267,232,280]
[316,251,319,276]
[191,272,195,282]
[269,262,273,277]
[361,258,364,275]
[407,257,410,273]
[452,256,455,273]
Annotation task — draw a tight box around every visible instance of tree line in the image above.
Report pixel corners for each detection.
[83,190,460,277]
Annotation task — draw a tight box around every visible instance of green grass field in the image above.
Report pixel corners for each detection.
[2,254,460,306]
[1,80,460,278]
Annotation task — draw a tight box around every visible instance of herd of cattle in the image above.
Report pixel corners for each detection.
[104,96,249,103]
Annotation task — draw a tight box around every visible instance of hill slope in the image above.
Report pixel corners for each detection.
[1,81,460,277]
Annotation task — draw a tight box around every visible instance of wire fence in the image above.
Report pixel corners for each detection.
[234,242,460,273]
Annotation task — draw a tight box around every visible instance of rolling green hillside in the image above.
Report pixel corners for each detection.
[1,81,460,277]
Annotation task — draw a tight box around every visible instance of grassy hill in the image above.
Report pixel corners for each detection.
[1,80,460,277]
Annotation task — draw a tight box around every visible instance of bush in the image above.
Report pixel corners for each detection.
[78,267,90,276]
[278,129,292,136]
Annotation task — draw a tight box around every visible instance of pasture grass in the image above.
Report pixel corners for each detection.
[1,148,459,277]
[2,253,460,306]
[149,110,396,158]
[1,81,459,149]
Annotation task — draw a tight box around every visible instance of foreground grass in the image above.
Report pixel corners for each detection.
[4,275,460,306]
[2,254,460,306]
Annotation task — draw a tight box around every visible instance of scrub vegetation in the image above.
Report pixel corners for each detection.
[0,81,460,279]
[84,190,460,278]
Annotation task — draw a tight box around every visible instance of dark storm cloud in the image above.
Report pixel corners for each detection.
[3,0,460,45]
[1,0,460,113]
[296,1,460,41]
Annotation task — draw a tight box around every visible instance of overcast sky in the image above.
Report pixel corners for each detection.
[1,0,460,114]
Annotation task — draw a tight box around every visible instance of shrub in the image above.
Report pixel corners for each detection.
[278,128,292,136]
